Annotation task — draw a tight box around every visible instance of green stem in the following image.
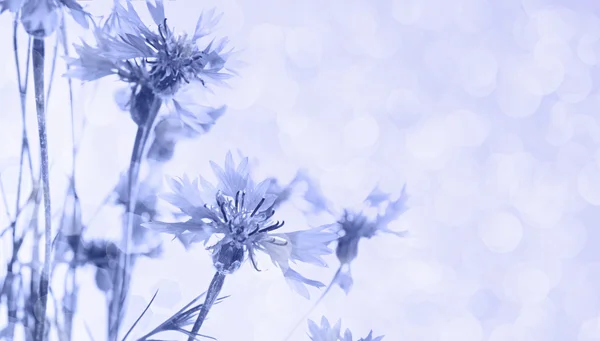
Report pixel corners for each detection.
[187,272,226,341]
[32,36,51,341]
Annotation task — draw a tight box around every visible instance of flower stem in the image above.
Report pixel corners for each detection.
[187,272,226,341]
[5,18,32,341]
[108,87,161,341]
[32,36,51,341]
[59,18,78,341]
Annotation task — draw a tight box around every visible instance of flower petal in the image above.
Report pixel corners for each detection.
[278,226,337,267]
[160,175,216,219]
[245,178,272,212]
[0,0,23,13]
[343,329,353,341]
[283,267,325,299]
[211,153,249,196]
[146,0,165,26]
[192,8,222,41]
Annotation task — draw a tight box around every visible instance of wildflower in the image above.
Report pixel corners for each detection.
[66,0,234,100]
[0,0,89,37]
[332,185,408,293]
[144,152,338,298]
[308,317,384,341]
[282,185,409,340]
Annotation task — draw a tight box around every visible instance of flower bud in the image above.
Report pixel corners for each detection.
[212,241,244,274]
[20,0,61,38]
[335,237,359,265]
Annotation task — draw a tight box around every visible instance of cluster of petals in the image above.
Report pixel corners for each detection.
[308,317,384,341]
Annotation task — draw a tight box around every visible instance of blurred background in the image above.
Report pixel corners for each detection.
[2,0,600,340]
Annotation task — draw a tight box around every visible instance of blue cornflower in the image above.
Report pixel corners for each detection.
[332,185,408,293]
[283,185,409,341]
[308,317,384,341]
[144,152,338,298]
[66,0,233,98]
[0,0,89,37]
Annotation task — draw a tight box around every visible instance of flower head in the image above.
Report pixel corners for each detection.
[308,317,384,341]
[144,152,338,298]
[66,0,233,98]
[335,185,408,265]
[328,185,408,294]
[0,0,89,37]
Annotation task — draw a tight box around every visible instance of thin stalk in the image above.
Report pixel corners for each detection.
[187,272,226,341]
[26,186,43,341]
[120,290,158,341]
[44,33,59,108]
[59,19,79,341]
[5,19,33,341]
[49,287,65,341]
[32,36,52,341]
[108,89,162,341]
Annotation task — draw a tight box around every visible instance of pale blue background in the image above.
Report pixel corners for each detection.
[1,0,599,340]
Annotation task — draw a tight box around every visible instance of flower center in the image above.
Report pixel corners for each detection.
[214,190,285,246]
[144,18,208,96]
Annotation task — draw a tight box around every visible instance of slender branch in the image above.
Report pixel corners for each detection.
[32,36,52,341]
[187,272,226,341]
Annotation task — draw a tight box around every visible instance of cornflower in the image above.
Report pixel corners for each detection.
[65,3,234,338]
[284,186,408,340]
[66,0,234,111]
[144,152,338,340]
[308,316,384,341]
[333,185,409,292]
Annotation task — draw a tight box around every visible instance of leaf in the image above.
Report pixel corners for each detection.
[121,290,159,341]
